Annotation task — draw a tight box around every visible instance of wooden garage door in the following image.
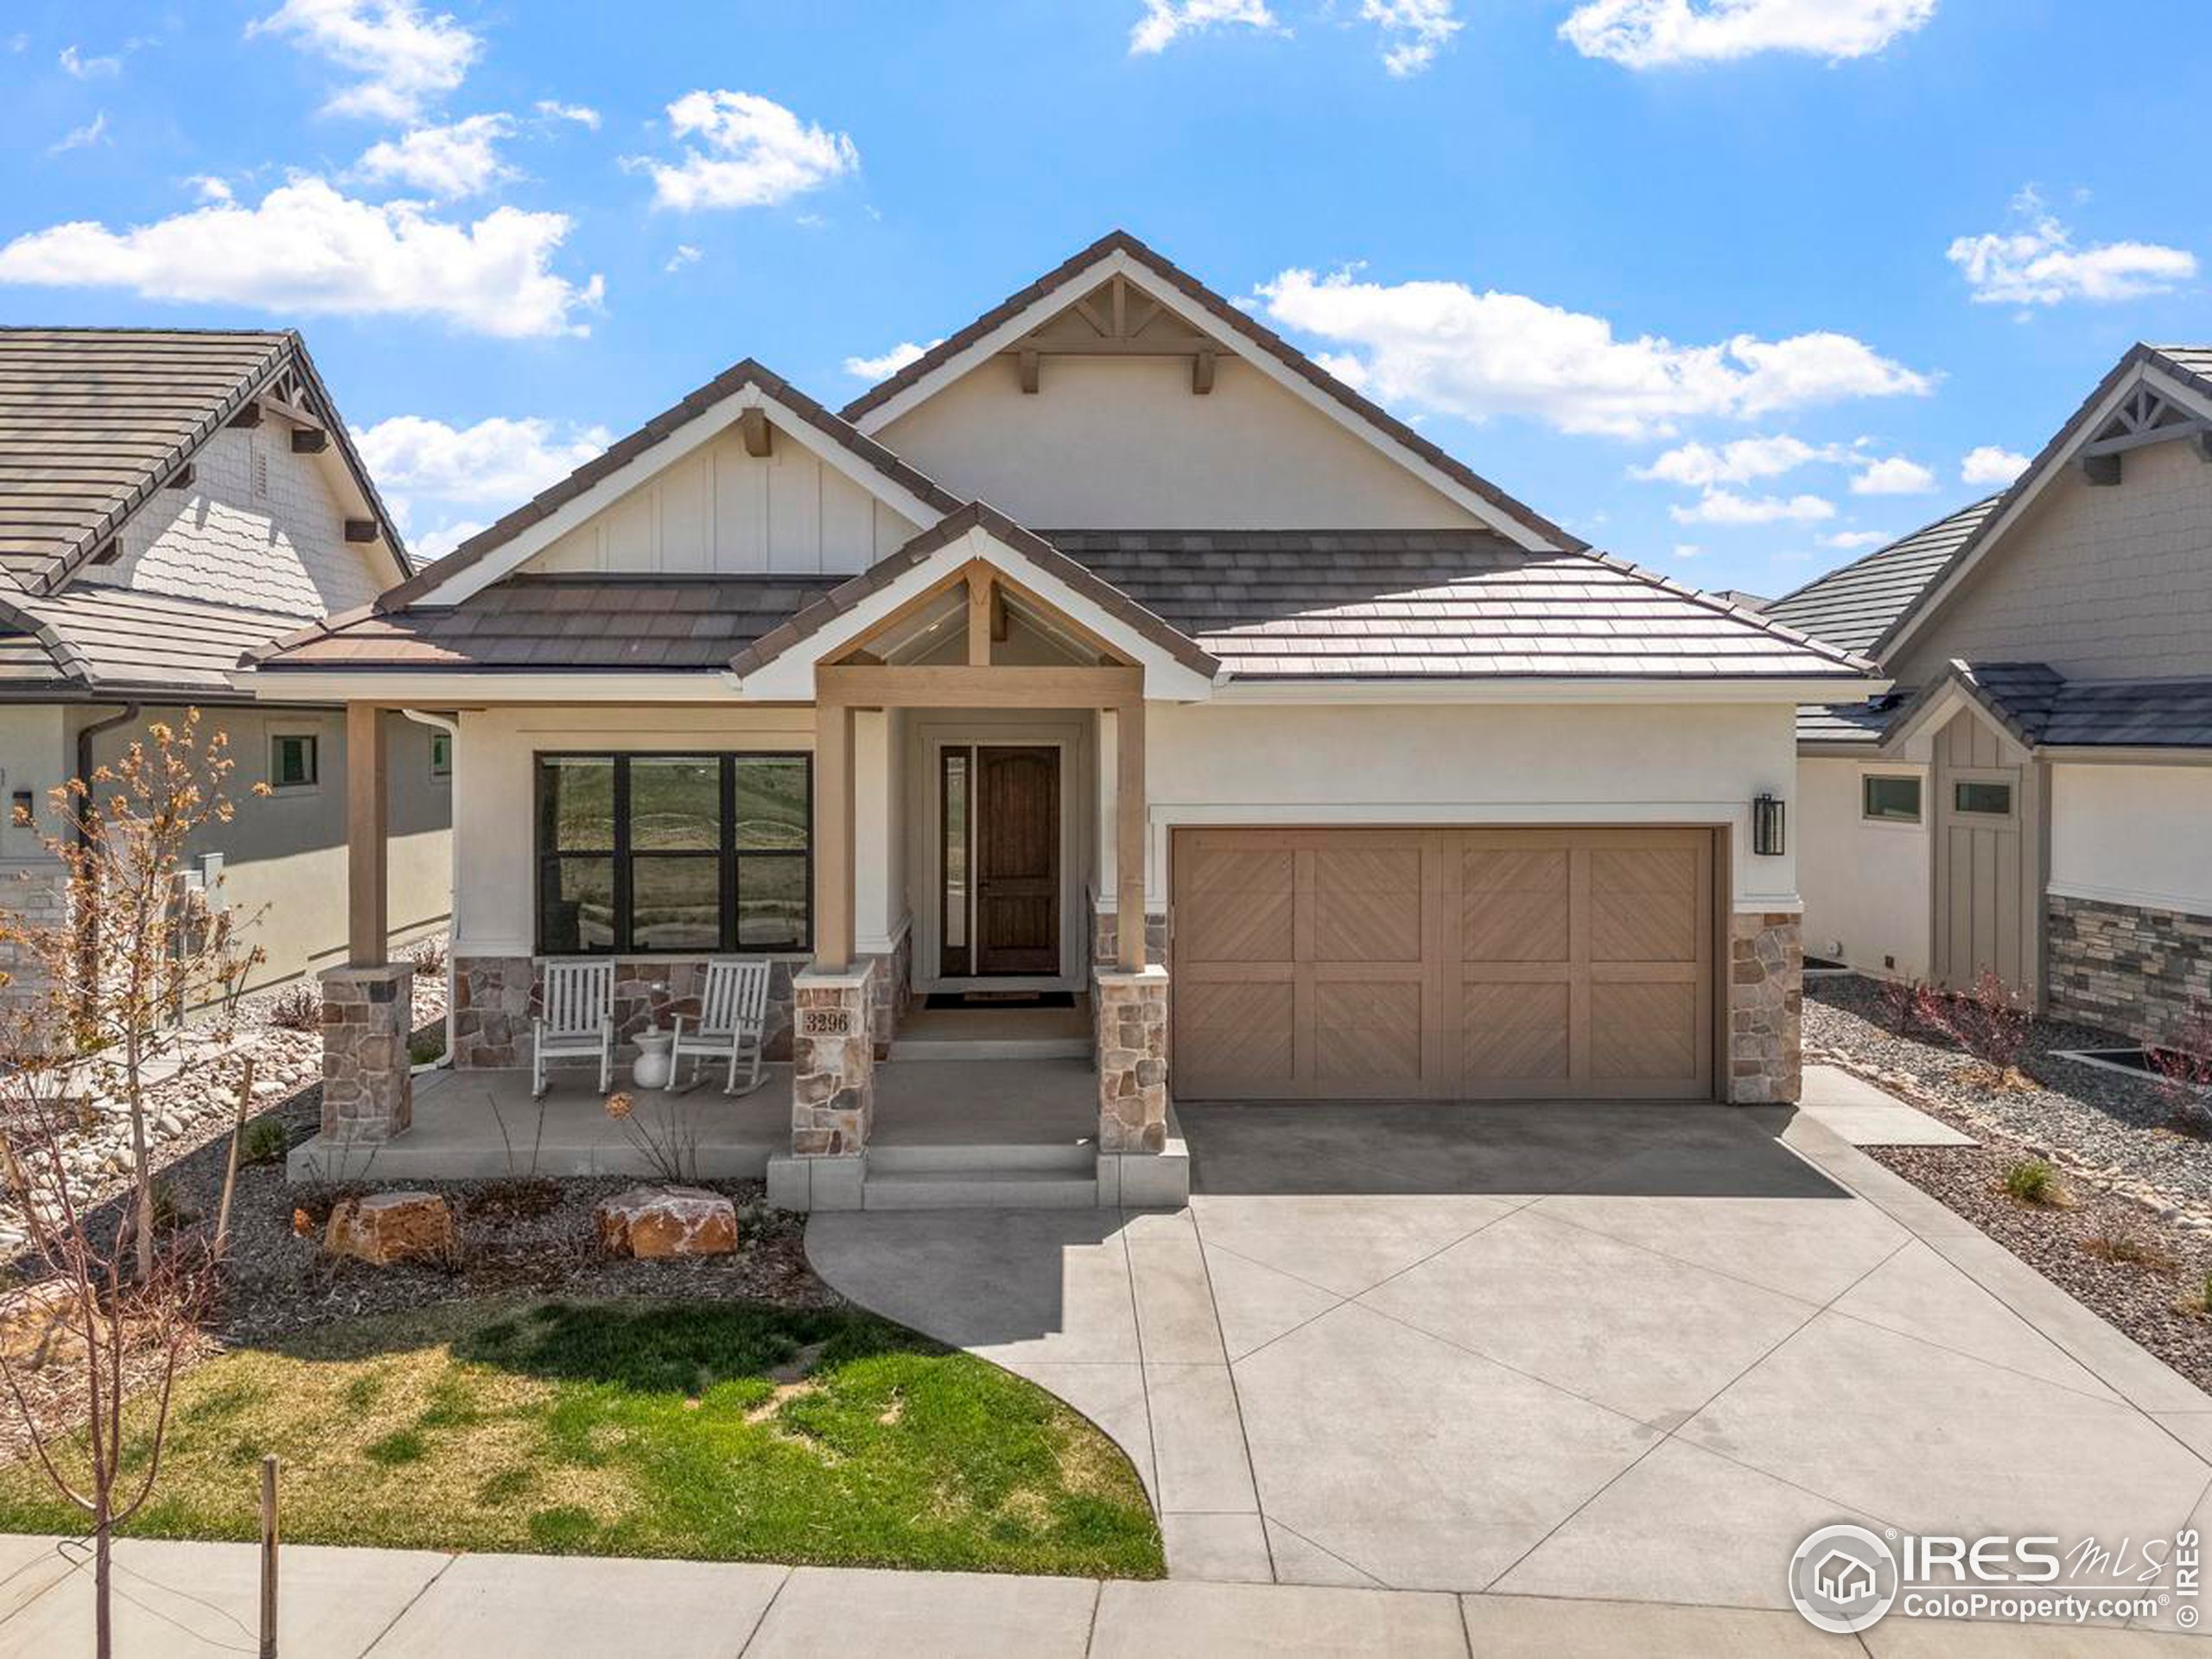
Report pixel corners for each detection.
[1171,828,1713,1102]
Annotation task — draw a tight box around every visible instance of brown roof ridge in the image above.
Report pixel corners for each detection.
[727,498,1220,682]
[375,356,965,612]
[1574,547,1879,676]
[239,601,382,670]
[836,229,1584,556]
[0,591,92,685]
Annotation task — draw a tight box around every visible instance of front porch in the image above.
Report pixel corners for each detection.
[302,520,1197,1210]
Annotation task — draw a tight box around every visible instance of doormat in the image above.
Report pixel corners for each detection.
[925,990,1077,1011]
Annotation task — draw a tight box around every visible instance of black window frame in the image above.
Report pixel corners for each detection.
[429,729,453,781]
[534,751,812,957]
[270,732,319,790]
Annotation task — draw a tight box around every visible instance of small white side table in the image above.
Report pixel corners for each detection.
[631,1027,675,1090]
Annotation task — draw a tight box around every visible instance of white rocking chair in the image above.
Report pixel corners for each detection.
[670,957,772,1096]
[532,957,614,1098]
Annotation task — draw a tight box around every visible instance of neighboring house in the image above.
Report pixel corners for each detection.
[235,232,1879,1206]
[1769,344,2212,1046]
[0,329,451,1001]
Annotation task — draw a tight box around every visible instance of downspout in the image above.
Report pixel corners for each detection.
[398,709,459,1072]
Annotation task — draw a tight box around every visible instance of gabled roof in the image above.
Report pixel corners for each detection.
[1802,658,2212,753]
[1868,342,2212,664]
[0,327,404,594]
[1048,530,1877,679]
[385,358,963,608]
[838,230,1585,556]
[1762,496,2001,659]
[728,502,1221,689]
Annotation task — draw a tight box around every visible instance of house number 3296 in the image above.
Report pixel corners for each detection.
[802,1008,853,1038]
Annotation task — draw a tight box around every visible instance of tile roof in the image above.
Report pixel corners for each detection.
[1795,699,1899,745]
[379,359,964,608]
[1796,659,2212,750]
[2040,677,2212,747]
[250,575,846,674]
[1046,530,1874,679]
[837,230,1586,556]
[0,327,402,595]
[1761,496,2002,658]
[0,584,316,696]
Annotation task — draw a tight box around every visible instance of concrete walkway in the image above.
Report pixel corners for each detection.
[1795,1064,1975,1147]
[807,1096,2211,1634]
[2,1533,2200,1656]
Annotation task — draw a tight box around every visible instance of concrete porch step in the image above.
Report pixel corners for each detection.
[887,1035,1092,1062]
[861,1168,1102,1211]
[868,1141,1095,1174]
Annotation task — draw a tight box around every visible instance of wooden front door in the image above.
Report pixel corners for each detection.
[973,746,1060,976]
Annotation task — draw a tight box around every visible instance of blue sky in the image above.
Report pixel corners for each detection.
[3,0,2206,597]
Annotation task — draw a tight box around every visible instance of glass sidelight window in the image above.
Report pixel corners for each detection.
[536,753,810,955]
[940,748,970,976]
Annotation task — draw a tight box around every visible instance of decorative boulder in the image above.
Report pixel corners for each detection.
[594,1185,738,1259]
[0,1281,85,1370]
[325,1191,454,1266]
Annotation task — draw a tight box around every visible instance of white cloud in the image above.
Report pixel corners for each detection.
[357,414,609,512]
[0,177,603,338]
[1947,189,2196,307]
[248,0,480,121]
[1850,455,1936,494]
[186,175,233,202]
[353,112,515,198]
[639,91,859,213]
[1363,0,1460,75]
[533,99,600,130]
[664,245,702,274]
[1821,529,1890,550]
[1255,266,1932,438]
[842,339,942,380]
[1669,489,1834,525]
[1672,543,1702,558]
[49,112,109,155]
[1633,433,1844,487]
[410,519,485,562]
[1129,0,1280,55]
[60,44,122,78]
[1960,444,2030,487]
[1560,0,1936,68]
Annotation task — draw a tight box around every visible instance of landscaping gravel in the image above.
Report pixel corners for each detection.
[1805,974,2212,1212]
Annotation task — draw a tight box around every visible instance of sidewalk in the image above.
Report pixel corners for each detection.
[0,1535,2198,1656]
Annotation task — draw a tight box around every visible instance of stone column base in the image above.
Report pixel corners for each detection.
[321,963,415,1141]
[790,963,876,1157]
[1096,964,1170,1153]
[1727,912,1802,1104]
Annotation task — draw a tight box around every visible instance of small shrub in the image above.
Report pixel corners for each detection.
[1921,970,2031,1077]
[238,1116,289,1166]
[264,983,322,1032]
[2083,1224,2178,1272]
[2003,1156,2067,1207]
[408,1031,447,1066]
[1878,976,1923,1037]
[2150,1004,2212,1113]
[149,1176,194,1233]
[409,938,448,978]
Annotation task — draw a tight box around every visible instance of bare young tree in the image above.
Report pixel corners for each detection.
[0,709,265,1657]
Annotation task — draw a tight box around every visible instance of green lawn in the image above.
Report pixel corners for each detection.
[0,1299,1163,1579]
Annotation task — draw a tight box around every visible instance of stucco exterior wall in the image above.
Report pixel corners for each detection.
[79,417,387,617]
[1795,755,1931,980]
[522,424,920,579]
[874,355,1484,531]
[2050,760,2212,916]
[1142,699,1803,912]
[1894,437,2212,685]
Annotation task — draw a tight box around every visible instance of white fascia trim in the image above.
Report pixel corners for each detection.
[232,668,752,704]
[849,248,1560,554]
[729,523,1218,702]
[408,387,948,608]
[2049,879,2212,918]
[1885,362,2212,664]
[1209,676,1890,706]
[2042,745,2212,766]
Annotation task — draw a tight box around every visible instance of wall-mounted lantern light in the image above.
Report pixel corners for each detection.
[1752,792,1787,857]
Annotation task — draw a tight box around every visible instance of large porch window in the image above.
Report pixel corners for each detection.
[535,753,811,955]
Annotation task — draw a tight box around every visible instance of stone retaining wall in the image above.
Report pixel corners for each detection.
[1727,912,1802,1105]
[2047,893,2212,1046]
[450,955,802,1070]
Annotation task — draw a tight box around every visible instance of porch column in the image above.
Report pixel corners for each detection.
[1115,697,1146,971]
[1096,693,1171,1179]
[813,701,855,972]
[323,702,411,1143]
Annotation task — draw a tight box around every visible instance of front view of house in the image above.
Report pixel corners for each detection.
[236,232,1884,1209]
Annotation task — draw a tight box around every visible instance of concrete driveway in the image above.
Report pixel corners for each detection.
[807,1097,2212,1623]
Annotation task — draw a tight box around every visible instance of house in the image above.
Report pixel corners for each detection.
[233,232,1882,1208]
[0,329,451,1001]
[1769,344,2212,1045]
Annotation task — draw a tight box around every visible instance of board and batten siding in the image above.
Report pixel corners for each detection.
[1894,438,2212,686]
[522,427,919,578]
[1928,707,2045,997]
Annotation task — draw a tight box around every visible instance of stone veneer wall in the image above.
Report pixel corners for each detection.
[451,955,801,1070]
[791,963,875,1156]
[865,925,913,1059]
[1727,912,1802,1105]
[1095,966,1170,1153]
[321,963,414,1141]
[2047,893,2212,1046]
